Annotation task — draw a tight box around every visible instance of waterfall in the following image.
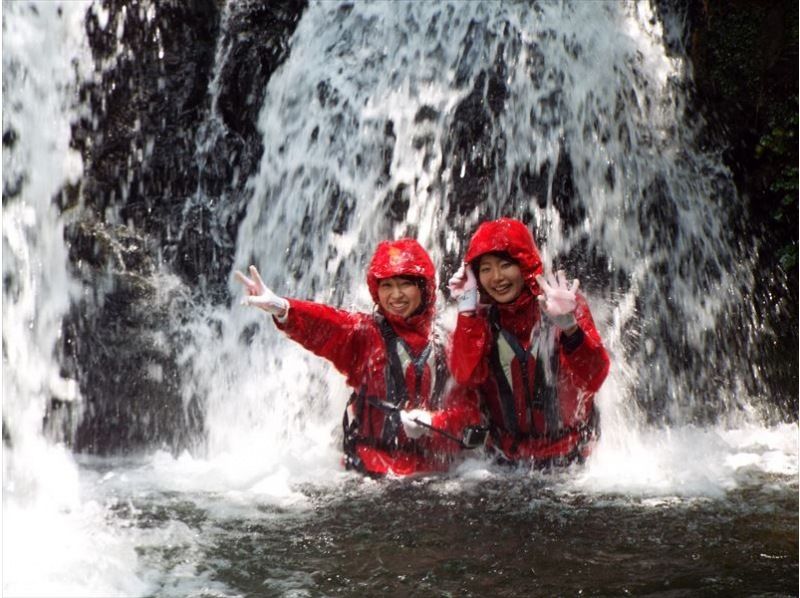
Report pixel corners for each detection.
[3,0,90,511]
[176,1,769,468]
[3,3,152,595]
[3,1,796,595]
[3,0,789,489]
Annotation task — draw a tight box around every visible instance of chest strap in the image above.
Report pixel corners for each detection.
[488,307,562,440]
[342,315,447,456]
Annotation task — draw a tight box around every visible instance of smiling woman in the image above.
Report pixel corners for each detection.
[376,276,423,318]
[234,238,482,477]
[476,253,526,304]
[448,218,609,466]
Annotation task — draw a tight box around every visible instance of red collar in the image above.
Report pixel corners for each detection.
[491,290,539,349]
[379,309,432,354]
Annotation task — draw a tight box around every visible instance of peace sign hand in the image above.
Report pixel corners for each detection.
[234,265,289,317]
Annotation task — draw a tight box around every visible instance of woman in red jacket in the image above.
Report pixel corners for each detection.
[447,218,610,466]
[235,239,482,477]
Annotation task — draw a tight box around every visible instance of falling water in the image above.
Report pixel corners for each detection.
[2,2,154,595]
[193,0,781,470]
[3,1,796,596]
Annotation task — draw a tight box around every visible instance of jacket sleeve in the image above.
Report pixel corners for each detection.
[558,294,610,393]
[448,312,492,386]
[430,384,482,436]
[274,298,368,380]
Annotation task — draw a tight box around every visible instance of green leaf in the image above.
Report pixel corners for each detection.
[779,243,799,271]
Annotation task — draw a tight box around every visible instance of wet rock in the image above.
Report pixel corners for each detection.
[681,0,798,414]
[56,0,307,454]
[444,70,504,219]
[384,183,411,223]
[59,218,201,455]
[2,127,17,148]
[74,0,306,301]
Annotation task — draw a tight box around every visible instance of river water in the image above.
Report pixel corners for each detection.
[3,1,797,596]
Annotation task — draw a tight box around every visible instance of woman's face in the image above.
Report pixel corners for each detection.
[477,254,525,304]
[377,276,422,318]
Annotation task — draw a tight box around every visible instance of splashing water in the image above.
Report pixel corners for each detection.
[3,0,85,506]
[3,1,796,595]
[2,2,156,595]
[191,0,788,472]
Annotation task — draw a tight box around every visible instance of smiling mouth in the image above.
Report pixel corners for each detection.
[491,284,513,295]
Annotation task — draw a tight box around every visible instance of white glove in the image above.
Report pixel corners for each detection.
[399,409,432,439]
[535,270,579,331]
[447,264,478,313]
[234,265,289,317]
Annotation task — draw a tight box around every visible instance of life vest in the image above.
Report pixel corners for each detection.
[486,306,596,463]
[342,315,447,472]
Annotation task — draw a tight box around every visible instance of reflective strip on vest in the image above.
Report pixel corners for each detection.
[496,331,517,395]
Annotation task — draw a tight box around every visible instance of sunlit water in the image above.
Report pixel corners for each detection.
[3,1,797,596]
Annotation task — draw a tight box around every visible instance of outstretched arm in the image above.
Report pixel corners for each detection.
[274,299,368,378]
[234,265,367,379]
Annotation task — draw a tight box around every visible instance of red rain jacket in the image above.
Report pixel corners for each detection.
[450,218,610,464]
[276,239,480,476]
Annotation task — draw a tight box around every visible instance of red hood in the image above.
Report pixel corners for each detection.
[367,239,437,341]
[464,218,543,296]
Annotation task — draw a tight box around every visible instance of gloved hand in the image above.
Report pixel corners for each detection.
[447,264,478,313]
[535,270,579,331]
[399,409,433,440]
[234,265,289,317]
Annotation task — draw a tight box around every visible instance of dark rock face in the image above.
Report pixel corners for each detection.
[445,70,502,219]
[59,0,307,455]
[681,0,798,416]
[684,0,797,256]
[74,0,306,299]
[60,219,200,454]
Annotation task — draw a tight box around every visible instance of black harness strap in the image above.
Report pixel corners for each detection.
[377,315,437,405]
[377,316,410,447]
[488,306,562,441]
[342,388,366,472]
[534,337,562,439]
[429,341,448,411]
[488,307,533,440]
[342,315,445,457]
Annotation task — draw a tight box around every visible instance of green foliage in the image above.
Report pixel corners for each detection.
[755,102,798,270]
[755,108,798,163]
[703,7,768,110]
[778,242,798,271]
